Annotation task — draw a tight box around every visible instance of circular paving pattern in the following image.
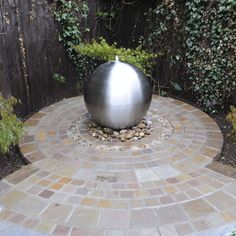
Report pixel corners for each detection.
[0,95,236,236]
[67,109,173,151]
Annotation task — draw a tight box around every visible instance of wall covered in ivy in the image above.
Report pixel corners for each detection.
[0,0,235,115]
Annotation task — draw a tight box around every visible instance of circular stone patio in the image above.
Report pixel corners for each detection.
[0,95,236,236]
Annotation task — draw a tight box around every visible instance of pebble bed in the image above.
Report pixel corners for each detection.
[67,109,174,151]
[87,118,153,142]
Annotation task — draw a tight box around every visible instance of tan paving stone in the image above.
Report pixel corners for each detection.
[185,189,201,199]
[38,179,52,187]
[156,205,188,224]
[197,184,214,194]
[112,200,129,209]
[24,119,39,126]
[221,212,236,222]
[71,227,92,236]
[7,168,39,185]
[50,183,63,190]
[206,191,236,210]
[192,219,211,231]
[20,143,37,154]
[175,223,194,235]
[97,199,112,208]
[144,198,160,207]
[182,199,216,218]
[8,213,26,224]
[36,130,46,141]
[35,220,56,234]
[81,197,98,206]
[52,224,71,235]
[15,196,48,216]
[26,151,46,163]
[41,203,73,223]
[163,186,178,194]
[22,217,40,229]
[0,209,13,220]
[0,190,27,208]
[68,207,100,227]
[159,195,175,204]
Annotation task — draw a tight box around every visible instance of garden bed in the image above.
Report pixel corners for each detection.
[0,145,30,180]
[214,113,236,167]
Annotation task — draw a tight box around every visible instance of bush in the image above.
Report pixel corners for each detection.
[0,96,24,154]
[74,38,158,77]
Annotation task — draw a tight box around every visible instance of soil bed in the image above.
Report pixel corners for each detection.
[213,113,236,167]
[0,145,30,180]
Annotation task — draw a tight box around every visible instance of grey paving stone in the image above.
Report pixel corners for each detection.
[156,205,189,224]
[0,220,46,236]
[106,229,125,236]
[135,169,160,182]
[130,209,161,228]
[195,222,236,236]
[153,165,181,179]
[99,209,130,229]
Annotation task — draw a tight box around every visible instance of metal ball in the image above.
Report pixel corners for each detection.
[84,59,153,130]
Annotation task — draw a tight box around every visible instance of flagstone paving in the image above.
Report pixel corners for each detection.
[0,95,236,235]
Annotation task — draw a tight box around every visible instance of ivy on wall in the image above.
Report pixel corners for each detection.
[52,0,236,113]
[185,0,236,112]
[143,0,236,112]
[142,0,185,94]
[52,0,91,87]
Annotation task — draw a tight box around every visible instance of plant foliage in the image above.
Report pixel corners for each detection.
[226,106,236,142]
[185,0,236,112]
[74,38,157,77]
[142,0,185,93]
[53,0,90,83]
[0,96,24,155]
[53,73,66,83]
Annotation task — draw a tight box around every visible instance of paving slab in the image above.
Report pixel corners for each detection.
[0,95,235,235]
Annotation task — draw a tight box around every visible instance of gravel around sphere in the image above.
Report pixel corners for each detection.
[67,109,174,152]
[87,118,153,142]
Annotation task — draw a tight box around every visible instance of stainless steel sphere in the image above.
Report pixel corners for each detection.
[84,58,153,130]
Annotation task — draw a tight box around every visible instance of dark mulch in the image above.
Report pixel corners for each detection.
[213,113,236,167]
[0,145,30,180]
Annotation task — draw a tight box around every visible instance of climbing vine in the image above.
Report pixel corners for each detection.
[52,0,90,84]
[52,0,236,113]
[185,0,236,112]
[142,0,186,94]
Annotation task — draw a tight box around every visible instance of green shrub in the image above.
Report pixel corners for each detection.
[74,38,158,77]
[0,96,24,155]
[53,73,66,83]
[226,106,236,142]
